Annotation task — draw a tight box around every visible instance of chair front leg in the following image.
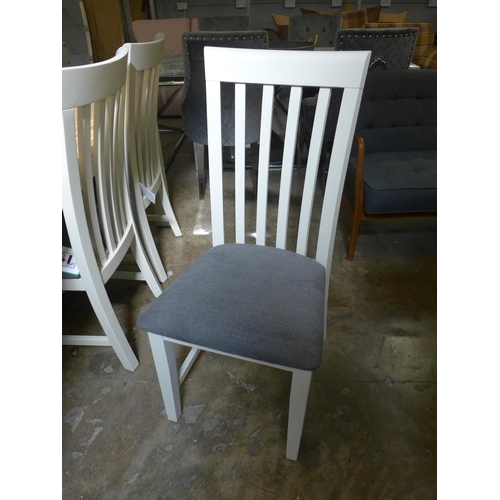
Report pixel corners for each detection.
[286,369,313,461]
[148,332,182,421]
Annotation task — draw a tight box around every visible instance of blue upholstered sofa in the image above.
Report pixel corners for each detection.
[342,69,437,260]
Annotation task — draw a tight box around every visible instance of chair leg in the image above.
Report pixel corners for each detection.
[129,234,164,297]
[134,195,169,284]
[157,181,182,237]
[193,142,206,199]
[347,210,362,261]
[286,369,313,461]
[82,276,139,372]
[148,332,182,421]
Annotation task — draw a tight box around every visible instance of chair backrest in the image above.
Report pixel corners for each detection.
[355,69,437,154]
[335,28,419,70]
[180,31,268,146]
[362,22,435,67]
[124,34,164,197]
[204,47,369,280]
[132,19,191,53]
[62,46,133,283]
[289,14,342,48]
[191,16,250,31]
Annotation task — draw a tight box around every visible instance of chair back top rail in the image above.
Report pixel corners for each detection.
[204,47,370,277]
[125,33,164,71]
[62,46,129,110]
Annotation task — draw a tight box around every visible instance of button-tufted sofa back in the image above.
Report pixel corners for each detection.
[355,69,437,154]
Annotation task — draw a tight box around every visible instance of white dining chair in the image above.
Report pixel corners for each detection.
[137,47,370,458]
[62,46,163,372]
[124,34,182,284]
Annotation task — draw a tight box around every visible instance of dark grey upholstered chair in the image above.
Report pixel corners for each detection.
[335,28,419,70]
[342,69,437,260]
[193,15,250,31]
[298,27,420,178]
[289,14,342,48]
[180,31,268,198]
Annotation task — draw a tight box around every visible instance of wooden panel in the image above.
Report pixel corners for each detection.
[81,0,126,62]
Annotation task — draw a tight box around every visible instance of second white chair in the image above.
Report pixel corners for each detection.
[125,33,182,283]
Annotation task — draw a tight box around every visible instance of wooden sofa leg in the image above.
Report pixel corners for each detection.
[347,214,362,261]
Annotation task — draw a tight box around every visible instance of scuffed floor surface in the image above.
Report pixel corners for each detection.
[62,130,437,499]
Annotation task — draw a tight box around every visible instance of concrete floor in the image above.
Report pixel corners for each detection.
[62,127,437,499]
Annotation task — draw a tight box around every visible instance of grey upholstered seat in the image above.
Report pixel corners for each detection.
[180,31,268,198]
[138,244,325,371]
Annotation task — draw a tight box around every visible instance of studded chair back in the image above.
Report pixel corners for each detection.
[180,31,268,146]
[335,28,419,70]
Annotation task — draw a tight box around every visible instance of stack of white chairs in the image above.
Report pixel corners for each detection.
[62,37,182,371]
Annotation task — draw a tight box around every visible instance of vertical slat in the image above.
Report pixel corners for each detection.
[255,84,274,246]
[86,102,109,263]
[296,88,331,256]
[206,79,225,246]
[109,93,122,245]
[96,96,115,255]
[143,69,153,188]
[316,87,364,276]
[116,86,128,235]
[234,83,246,243]
[276,86,302,250]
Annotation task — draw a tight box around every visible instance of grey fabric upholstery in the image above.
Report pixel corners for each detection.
[137,244,326,371]
[180,31,268,146]
[353,69,437,154]
[345,151,437,214]
[289,14,342,48]
[345,69,437,215]
[335,28,419,70]
[196,16,250,31]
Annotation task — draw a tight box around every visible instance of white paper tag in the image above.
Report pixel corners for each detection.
[140,183,156,204]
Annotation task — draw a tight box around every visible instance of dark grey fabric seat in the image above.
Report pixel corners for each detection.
[138,244,325,371]
[345,151,437,214]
